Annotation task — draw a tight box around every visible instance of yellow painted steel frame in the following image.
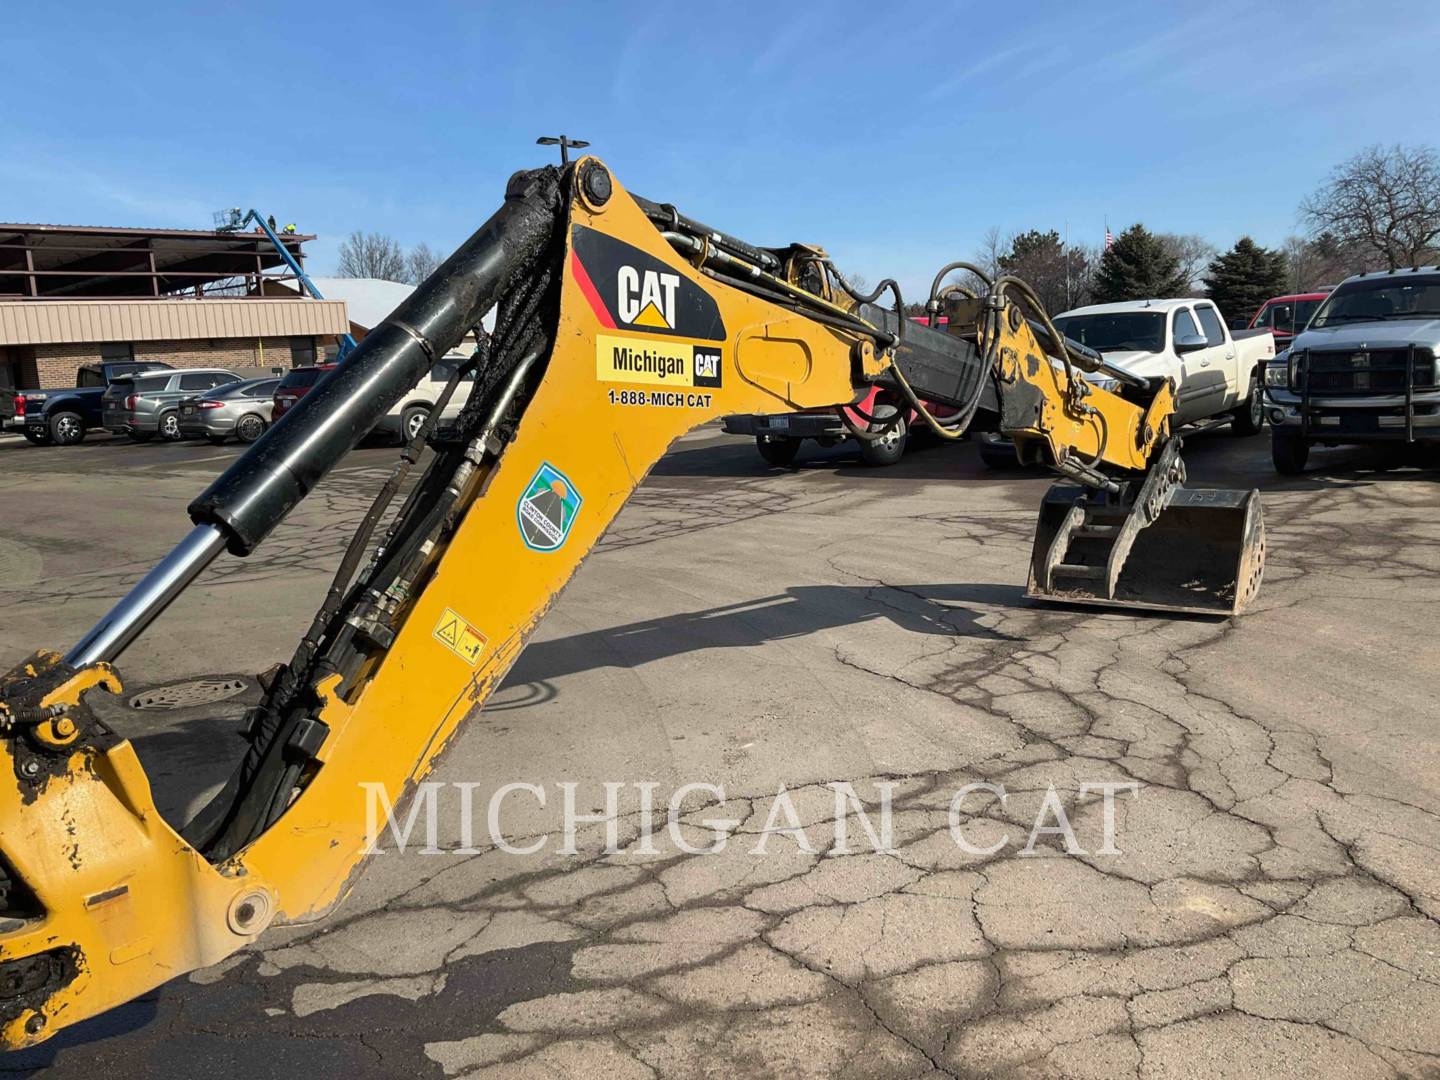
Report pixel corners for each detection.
[0,163,872,1049]
[0,161,1186,1048]
[993,322,1175,472]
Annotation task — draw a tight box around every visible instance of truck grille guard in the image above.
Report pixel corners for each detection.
[1288,344,1436,443]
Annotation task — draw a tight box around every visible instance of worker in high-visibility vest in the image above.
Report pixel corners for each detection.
[282,223,297,234]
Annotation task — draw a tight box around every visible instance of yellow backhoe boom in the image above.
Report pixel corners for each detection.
[0,159,1263,1048]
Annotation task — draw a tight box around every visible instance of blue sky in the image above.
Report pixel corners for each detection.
[6,1,1438,296]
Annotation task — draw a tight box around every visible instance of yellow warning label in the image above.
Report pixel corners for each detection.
[596,333,694,387]
[433,607,488,665]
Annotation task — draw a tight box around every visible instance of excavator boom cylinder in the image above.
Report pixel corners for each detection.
[189,168,565,556]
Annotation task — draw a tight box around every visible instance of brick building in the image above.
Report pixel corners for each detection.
[0,223,350,389]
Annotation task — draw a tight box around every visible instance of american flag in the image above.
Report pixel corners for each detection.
[1104,227,1114,250]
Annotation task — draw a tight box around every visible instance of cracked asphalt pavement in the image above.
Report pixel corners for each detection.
[1,427,1437,1078]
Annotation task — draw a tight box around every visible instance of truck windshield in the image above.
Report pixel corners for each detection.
[1052,313,1165,354]
[1311,275,1440,327]
[1256,298,1324,333]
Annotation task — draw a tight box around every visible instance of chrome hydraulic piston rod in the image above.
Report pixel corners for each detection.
[59,167,565,665]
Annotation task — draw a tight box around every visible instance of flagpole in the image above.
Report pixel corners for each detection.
[1064,219,1071,307]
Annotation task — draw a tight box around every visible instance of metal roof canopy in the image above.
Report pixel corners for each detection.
[0,223,317,300]
[0,297,350,347]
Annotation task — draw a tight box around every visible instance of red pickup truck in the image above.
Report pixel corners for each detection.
[1248,291,1330,353]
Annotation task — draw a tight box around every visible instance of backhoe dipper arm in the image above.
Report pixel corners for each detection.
[0,158,1258,1049]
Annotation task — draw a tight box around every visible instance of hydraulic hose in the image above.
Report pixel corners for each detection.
[189,167,564,556]
[990,275,1081,384]
[292,343,484,672]
[927,262,993,311]
[989,274,1112,465]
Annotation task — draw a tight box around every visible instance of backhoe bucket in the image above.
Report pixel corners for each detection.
[1025,482,1265,617]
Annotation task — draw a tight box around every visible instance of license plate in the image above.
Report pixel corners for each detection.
[1338,414,1381,434]
[767,416,790,432]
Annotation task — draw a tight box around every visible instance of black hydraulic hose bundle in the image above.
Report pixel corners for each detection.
[185,166,569,859]
[253,215,568,844]
[850,270,990,444]
[345,221,568,648]
[988,274,1114,466]
[188,166,566,558]
[654,204,1099,458]
[291,340,485,682]
[824,266,915,442]
[928,260,993,299]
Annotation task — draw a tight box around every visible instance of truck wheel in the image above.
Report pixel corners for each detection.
[1271,431,1309,474]
[158,412,182,441]
[756,434,802,467]
[48,411,86,445]
[21,430,49,446]
[401,406,430,445]
[858,406,908,466]
[235,414,267,444]
[1230,373,1264,436]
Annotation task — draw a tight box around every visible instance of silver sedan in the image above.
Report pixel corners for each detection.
[176,377,280,444]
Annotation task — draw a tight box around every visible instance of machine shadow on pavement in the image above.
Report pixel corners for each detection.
[651,432,1002,484]
[495,581,1027,705]
[116,582,1028,817]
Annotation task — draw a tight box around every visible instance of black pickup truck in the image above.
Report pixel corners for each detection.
[1,361,173,445]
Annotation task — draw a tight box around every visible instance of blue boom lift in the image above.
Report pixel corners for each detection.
[214,208,358,359]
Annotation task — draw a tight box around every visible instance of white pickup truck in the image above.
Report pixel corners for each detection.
[1052,298,1275,433]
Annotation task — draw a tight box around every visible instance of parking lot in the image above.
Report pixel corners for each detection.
[1,426,1437,1078]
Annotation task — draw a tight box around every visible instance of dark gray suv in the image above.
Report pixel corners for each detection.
[1263,267,1440,473]
[103,368,241,442]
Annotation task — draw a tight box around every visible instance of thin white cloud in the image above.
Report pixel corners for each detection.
[919,42,1031,103]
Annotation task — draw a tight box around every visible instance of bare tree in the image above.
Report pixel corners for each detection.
[405,242,442,286]
[337,231,408,281]
[1063,243,1099,310]
[1157,233,1217,295]
[927,227,1011,300]
[1301,144,1440,270]
[974,226,1012,283]
[1281,233,1363,293]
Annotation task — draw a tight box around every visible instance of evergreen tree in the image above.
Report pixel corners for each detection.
[1090,225,1188,303]
[1202,237,1288,323]
[998,229,1093,313]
